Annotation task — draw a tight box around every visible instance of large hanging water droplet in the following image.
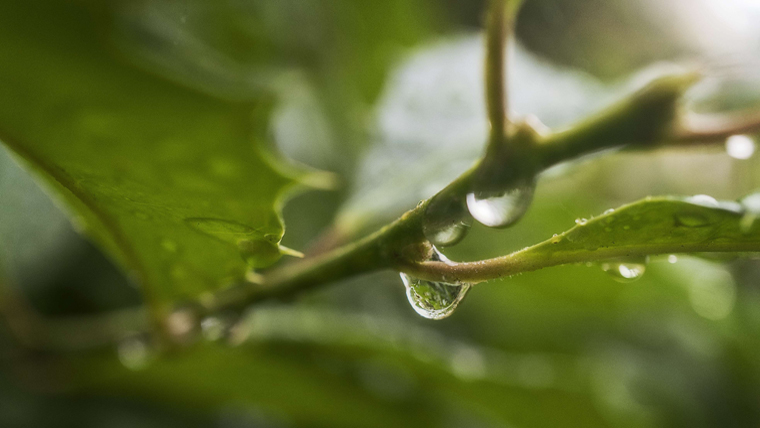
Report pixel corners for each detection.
[422,196,473,247]
[601,256,648,283]
[400,250,470,320]
[466,182,535,228]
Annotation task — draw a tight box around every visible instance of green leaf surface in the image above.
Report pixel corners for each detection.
[0,2,302,312]
[528,195,760,263]
[0,0,440,314]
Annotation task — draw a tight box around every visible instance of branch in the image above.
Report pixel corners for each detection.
[674,110,760,144]
[485,0,509,147]
[191,73,760,320]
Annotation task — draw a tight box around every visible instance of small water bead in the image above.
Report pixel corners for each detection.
[400,249,470,320]
[575,218,588,226]
[466,182,535,228]
[117,334,154,371]
[725,135,756,160]
[200,313,239,342]
[687,194,719,208]
[422,196,473,247]
[676,194,732,228]
[668,255,678,264]
[675,212,712,228]
[166,304,201,344]
[601,256,648,283]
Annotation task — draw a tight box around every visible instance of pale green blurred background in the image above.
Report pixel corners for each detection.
[2,0,760,427]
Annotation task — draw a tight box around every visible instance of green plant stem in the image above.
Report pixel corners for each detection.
[196,73,760,314]
[485,0,508,148]
[399,236,760,285]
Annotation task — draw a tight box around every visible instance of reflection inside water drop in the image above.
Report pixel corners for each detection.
[422,196,473,247]
[400,249,470,320]
[601,257,648,283]
[466,182,534,228]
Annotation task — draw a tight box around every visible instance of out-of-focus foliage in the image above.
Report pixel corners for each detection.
[2,0,760,428]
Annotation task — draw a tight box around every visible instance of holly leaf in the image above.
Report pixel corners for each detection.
[0,2,321,314]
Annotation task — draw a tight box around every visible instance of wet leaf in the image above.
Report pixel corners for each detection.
[0,0,437,314]
[519,195,760,267]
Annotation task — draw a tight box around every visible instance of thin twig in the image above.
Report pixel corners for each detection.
[485,0,508,148]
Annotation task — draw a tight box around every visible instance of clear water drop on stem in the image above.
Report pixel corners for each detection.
[466,181,535,228]
[422,196,473,247]
[400,249,470,320]
[601,256,648,283]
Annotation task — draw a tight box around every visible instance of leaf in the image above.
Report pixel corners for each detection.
[0,2,306,313]
[444,194,760,283]
[0,0,441,314]
[527,195,760,264]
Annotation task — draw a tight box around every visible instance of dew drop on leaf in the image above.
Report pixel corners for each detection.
[575,218,588,226]
[675,212,712,227]
[668,254,678,264]
[400,249,470,320]
[422,196,473,247]
[465,182,534,228]
[687,194,719,208]
[601,257,648,283]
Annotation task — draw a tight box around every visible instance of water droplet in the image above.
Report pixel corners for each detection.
[601,257,648,283]
[201,313,238,342]
[117,334,154,370]
[422,196,473,247]
[400,249,470,320]
[603,209,615,215]
[166,304,201,343]
[726,135,756,160]
[675,212,712,227]
[551,234,562,244]
[668,255,678,264]
[687,194,719,208]
[465,182,535,228]
[575,218,588,226]
[741,193,760,213]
